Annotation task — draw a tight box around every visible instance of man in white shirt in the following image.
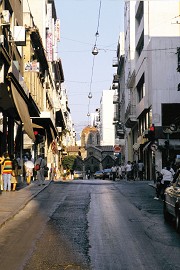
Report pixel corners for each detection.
[125,161,132,181]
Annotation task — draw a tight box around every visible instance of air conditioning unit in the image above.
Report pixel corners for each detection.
[1,10,10,25]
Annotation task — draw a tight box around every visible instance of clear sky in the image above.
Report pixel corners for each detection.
[54,0,124,137]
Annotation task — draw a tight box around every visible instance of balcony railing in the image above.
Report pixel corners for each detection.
[112,83,118,90]
[113,95,119,104]
[113,111,119,122]
[125,103,137,128]
[113,74,119,83]
[112,57,118,67]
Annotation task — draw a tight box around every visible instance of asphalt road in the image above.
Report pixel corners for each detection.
[0,179,179,270]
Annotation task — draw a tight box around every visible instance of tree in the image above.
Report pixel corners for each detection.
[62,155,77,170]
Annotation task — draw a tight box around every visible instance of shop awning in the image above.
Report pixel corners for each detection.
[11,83,35,141]
[31,117,57,141]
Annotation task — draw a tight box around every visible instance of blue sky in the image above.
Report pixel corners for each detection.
[55,0,124,136]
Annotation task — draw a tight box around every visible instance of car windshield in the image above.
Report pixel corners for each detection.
[104,169,111,172]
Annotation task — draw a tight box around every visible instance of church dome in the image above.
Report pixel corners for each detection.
[81,126,100,147]
[81,126,98,135]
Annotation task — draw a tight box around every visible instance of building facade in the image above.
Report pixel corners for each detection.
[0,0,74,181]
[113,1,180,179]
[99,89,115,146]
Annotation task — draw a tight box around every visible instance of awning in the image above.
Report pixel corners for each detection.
[11,83,35,141]
[32,123,44,129]
[31,117,57,141]
[143,141,151,151]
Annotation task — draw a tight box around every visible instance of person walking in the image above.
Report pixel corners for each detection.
[138,160,144,181]
[117,165,122,180]
[35,155,46,186]
[24,156,34,185]
[111,165,117,181]
[132,161,138,181]
[2,153,13,191]
[154,162,174,200]
[125,161,132,181]
[121,163,126,179]
[10,155,18,191]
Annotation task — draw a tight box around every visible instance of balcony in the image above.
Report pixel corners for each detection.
[112,83,118,90]
[116,128,124,139]
[112,57,118,67]
[113,74,119,83]
[113,95,119,104]
[125,103,137,128]
[113,111,119,122]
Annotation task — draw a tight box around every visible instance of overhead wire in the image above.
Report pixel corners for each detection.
[87,0,102,125]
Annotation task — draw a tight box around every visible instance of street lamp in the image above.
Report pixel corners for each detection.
[92,45,99,56]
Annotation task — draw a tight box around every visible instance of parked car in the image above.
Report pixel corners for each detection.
[73,171,83,180]
[164,180,180,233]
[102,168,112,179]
[94,170,103,179]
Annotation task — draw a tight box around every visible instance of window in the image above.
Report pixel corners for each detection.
[177,47,180,72]
[135,1,144,26]
[136,32,144,57]
[137,74,145,102]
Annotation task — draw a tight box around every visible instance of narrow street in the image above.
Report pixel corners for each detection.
[0,180,179,270]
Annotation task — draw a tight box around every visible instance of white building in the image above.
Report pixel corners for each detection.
[123,1,180,179]
[100,90,115,146]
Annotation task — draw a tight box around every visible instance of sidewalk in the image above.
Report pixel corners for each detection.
[0,180,52,228]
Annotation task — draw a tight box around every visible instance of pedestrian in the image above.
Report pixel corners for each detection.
[121,163,126,179]
[138,160,144,181]
[132,161,138,181]
[2,152,13,191]
[35,155,46,186]
[70,169,74,180]
[154,162,174,200]
[125,161,132,180]
[0,154,5,190]
[111,165,117,181]
[117,165,122,180]
[24,156,34,185]
[50,163,55,180]
[10,154,18,191]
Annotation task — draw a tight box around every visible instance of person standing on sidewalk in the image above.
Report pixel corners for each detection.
[2,153,13,191]
[24,156,34,185]
[10,154,18,191]
[35,155,46,186]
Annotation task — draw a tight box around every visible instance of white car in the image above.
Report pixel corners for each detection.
[164,179,180,233]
